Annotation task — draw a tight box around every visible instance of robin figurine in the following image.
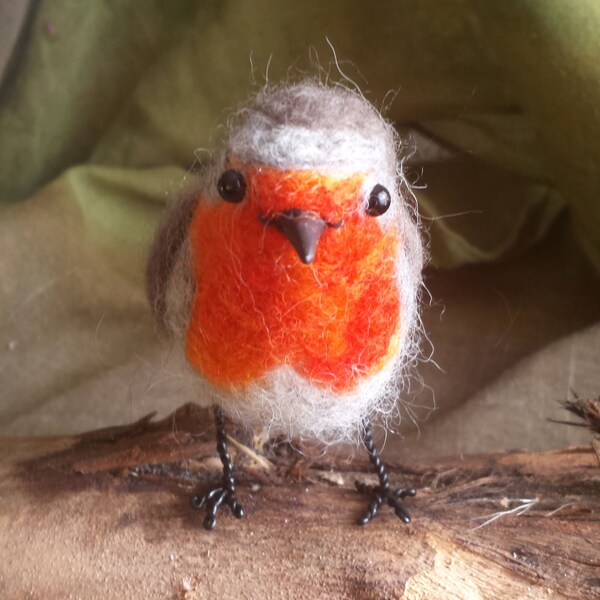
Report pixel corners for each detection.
[146,82,423,529]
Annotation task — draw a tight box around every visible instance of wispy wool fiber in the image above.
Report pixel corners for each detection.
[146,82,423,444]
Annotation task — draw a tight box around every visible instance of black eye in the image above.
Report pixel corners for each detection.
[366,184,391,216]
[217,169,246,203]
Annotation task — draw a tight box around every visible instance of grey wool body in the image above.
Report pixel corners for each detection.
[146,82,424,445]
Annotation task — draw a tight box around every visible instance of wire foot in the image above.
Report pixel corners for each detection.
[191,406,244,530]
[355,419,415,525]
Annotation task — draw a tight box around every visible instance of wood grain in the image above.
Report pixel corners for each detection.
[0,404,598,599]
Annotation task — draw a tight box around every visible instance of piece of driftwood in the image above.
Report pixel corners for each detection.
[0,403,598,599]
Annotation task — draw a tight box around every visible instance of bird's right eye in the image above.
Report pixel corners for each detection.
[217,170,246,203]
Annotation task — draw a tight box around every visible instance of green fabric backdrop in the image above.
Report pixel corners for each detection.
[1,0,599,437]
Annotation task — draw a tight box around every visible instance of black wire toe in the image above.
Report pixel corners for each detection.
[356,419,416,526]
[191,406,245,530]
[355,481,415,525]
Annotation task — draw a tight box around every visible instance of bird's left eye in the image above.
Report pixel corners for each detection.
[366,184,391,216]
[217,169,246,203]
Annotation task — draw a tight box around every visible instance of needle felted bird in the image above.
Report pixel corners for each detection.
[146,81,423,530]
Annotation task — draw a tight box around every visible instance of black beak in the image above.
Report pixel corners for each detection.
[266,209,327,264]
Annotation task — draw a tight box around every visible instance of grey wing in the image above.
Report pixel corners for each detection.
[145,190,199,335]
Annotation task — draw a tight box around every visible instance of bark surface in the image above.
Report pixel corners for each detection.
[1,404,598,599]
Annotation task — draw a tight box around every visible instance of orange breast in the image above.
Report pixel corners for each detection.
[186,168,401,393]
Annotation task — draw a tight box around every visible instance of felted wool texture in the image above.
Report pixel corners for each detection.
[147,81,423,444]
[228,84,398,178]
[187,167,401,392]
[146,189,198,336]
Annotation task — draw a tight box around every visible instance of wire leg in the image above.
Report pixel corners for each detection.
[191,406,245,530]
[355,419,416,526]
